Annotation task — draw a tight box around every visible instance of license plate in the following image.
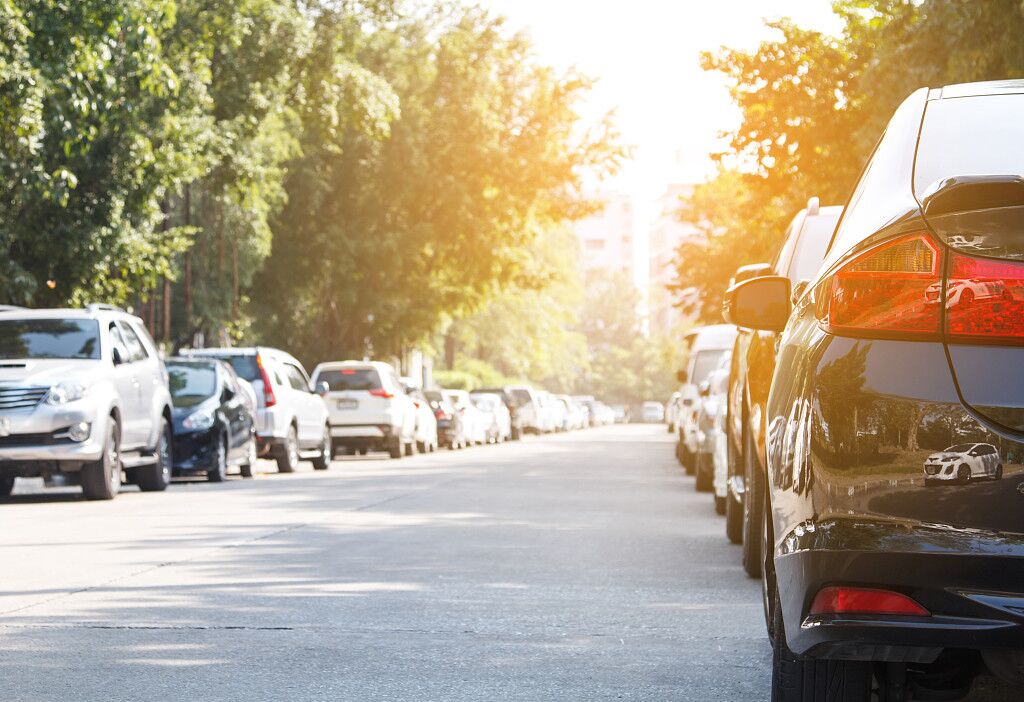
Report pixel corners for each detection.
[336,399,358,410]
[0,417,9,437]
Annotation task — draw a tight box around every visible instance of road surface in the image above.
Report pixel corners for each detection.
[0,424,1010,700]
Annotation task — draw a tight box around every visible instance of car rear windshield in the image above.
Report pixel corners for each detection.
[199,354,259,382]
[318,368,381,392]
[510,389,532,406]
[789,212,840,282]
[167,363,217,408]
[947,444,975,453]
[424,390,444,403]
[691,350,727,385]
[914,94,1024,196]
[0,319,100,360]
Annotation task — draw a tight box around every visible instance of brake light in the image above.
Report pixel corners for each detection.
[434,409,449,420]
[256,354,276,408]
[946,253,1024,342]
[823,233,942,337]
[810,587,929,617]
[369,388,393,399]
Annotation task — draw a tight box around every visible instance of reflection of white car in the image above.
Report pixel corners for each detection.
[924,443,1003,484]
[925,279,1008,308]
[445,390,487,445]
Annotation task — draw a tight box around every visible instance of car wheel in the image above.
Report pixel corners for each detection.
[404,440,416,457]
[276,426,299,473]
[695,453,713,492]
[82,418,121,500]
[726,484,744,544]
[770,587,872,701]
[0,475,15,497]
[388,436,403,459]
[957,464,970,483]
[714,495,726,515]
[959,288,975,306]
[416,440,427,454]
[136,418,172,492]
[240,436,258,478]
[742,427,764,579]
[511,427,521,441]
[995,463,1004,480]
[762,489,777,642]
[207,434,228,482]
[312,427,331,471]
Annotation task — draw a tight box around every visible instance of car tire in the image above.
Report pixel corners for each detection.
[0,475,15,497]
[726,486,744,544]
[388,436,403,459]
[416,440,427,454]
[714,495,726,515]
[995,463,1004,480]
[511,427,521,441]
[276,426,299,473]
[957,464,970,483]
[742,427,764,579]
[405,440,416,457]
[136,419,172,492]
[82,418,121,500]
[312,427,331,471]
[207,434,228,482]
[240,436,258,478]
[695,453,713,492]
[770,587,872,702]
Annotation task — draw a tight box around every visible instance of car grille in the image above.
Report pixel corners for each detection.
[0,386,48,411]
[0,429,74,448]
[925,464,941,475]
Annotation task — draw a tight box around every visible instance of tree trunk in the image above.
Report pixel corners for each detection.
[162,277,171,342]
[184,184,193,324]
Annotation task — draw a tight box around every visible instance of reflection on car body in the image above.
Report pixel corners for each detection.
[923,442,1002,484]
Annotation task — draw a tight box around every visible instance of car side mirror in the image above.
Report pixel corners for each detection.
[112,347,126,366]
[315,381,330,397]
[676,370,688,384]
[699,381,710,397]
[222,386,236,402]
[723,275,792,333]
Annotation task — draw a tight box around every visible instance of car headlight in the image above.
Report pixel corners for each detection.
[46,382,89,405]
[182,410,215,431]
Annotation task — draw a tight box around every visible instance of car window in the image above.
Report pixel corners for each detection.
[166,363,217,408]
[117,321,149,363]
[318,368,381,392]
[218,355,260,383]
[772,216,801,276]
[788,211,841,283]
[948,444,975,453]
[691,350,727,386]
[285,364,310,391]
[0,318,100,360]
[108,322,129,362]
[914,94,1024,197]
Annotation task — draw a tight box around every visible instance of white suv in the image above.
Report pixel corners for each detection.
[311,361,416,459]
[0,305,174,499]
[183,347,330,472]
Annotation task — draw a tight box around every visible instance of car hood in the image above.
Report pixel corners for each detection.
[0,359,102,387]
[926,452,963,463]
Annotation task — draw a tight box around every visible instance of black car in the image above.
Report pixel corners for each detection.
[167,358,257,481]
[424,389,466,449]
[730,80,1024,700]
[474,386,524,440]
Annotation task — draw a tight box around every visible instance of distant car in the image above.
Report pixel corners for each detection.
[665,392,681,433]
[572,395,597,427]
[675,325,737,475]
[592,402,615,426]
[425,389,466,449]
[923,443,1002,484]
[722,198,841,573]
[310,361,416,459]
[474,386,525,439]
[402,381,439,454]
[507,385,543,434]
[611,404,629,424]
[536,391,563,433]
[640,401,665,423]
[0,305,174,500]
[556,394,586,429]
[166,358,257,481]
[445,390,487,445]
[471,393,510,442]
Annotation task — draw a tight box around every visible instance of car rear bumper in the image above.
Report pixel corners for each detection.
[330,424,393,439]
[775,521,1024,662]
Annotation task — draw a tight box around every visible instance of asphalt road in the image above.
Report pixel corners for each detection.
[0,424,772,701]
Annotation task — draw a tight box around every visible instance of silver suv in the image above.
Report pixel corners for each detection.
[0,305,174,499]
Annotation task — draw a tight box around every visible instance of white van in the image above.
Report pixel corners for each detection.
[675,325,737,473]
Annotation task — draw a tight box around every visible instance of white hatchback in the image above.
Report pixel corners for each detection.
[311,361,417,459]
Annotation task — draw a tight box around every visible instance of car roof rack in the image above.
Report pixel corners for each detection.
[86,303,127,314]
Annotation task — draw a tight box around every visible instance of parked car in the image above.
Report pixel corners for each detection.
[706,367,731,515]
[665,391,681,433]
[535,391,562,433]
[309,361,415,459]
[611,404,630,424]
[592,401,615,426]
[572,395,597,427]
[923,442,1003,484]
[166,358,257,481]
[675,325,737,475]
[693,359,729,498]
[0,305,174,499]
[402,380,439,454]
[471,392,510,442]
[723,198,841,567]
[425,389,466,449]
[640,401,665,423]
[445,390,487,445]
[474,386,525,439]
[507,385,543,434]
[185,347,330,471]
[729,81,1024,700]
[556,394,586,429]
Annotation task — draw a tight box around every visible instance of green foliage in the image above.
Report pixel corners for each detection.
[676,0,1024,322]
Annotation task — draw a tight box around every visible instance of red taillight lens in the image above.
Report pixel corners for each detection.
[810,587,929,617]
[824,233,942,337]
[369,388,394,399]
[946,253,1024,342]
[256,354,276,408]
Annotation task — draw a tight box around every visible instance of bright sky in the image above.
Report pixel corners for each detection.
[481,0,842,198]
